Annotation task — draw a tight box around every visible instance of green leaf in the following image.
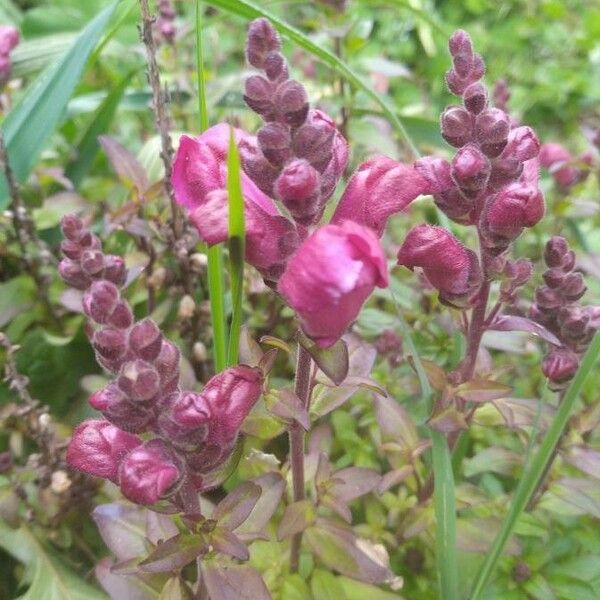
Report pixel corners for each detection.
[310,570,348,600]
[277,500,316,541]
[0,0,119,208]
[226,127,245,367]
[0,520,107,600]
[470,331,600,599]
[337,576,405,600]
[204,0,420,157]
[212,481,261,531]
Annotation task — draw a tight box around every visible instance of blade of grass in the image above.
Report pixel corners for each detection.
[0,0,119,208]
[390,290,458,600]
[226,128,245,366]
[205,0,419,159]
[196,0,227,372]
[470,331,600,599]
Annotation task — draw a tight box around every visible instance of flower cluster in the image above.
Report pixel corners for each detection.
[59,216,263,506]
[241,18,349,226]
[153,0,177,45]
[0,25,19,85]
[531,236,600,386]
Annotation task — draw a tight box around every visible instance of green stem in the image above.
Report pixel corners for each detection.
[470,331,600,599]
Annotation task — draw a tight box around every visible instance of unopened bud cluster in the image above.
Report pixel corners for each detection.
[153,0,177,45]
[242,18,348,225]
[60,216,263,507]
[532,237,600,386]
[0,26,19,85]
[415,30,544,255]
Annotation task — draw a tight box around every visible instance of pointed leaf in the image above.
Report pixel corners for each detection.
[210,528,249,561]
[260,335,292,354]
[564,446,600,480]
[298,332,349,385]
[267,389,310,430]
[408,357,447,391]
[158,576,194,600]
[329,468,381,502]
[212,481,261,531]
[427,405,467,434]
[99,135,149,192]
[377,466,414,493]
[277,500,316,541]
[456,379,512,403]
[139,534,207,573]
[95,557,164,600]
[201,563,272,600]
[488,315,561,346]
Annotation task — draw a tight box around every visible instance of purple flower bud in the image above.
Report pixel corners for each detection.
[451,144,490,197]
[463,82,487,114]
[397,224,482,307]
[274,159,320,223]
[93,328,128,363]
[292,110,336,172]
[274,80,309,127]
[90,384,153,434]
[543,268,565,289]
[60,239,82,260]
[542,349,579,384]
[505,258,533,287]
[59,259,91,290]
[118,440,181,505]
[157,391,211,450]
[60,215,84,241]
[561,272,587,302]
[129,319,162,361]
[185,443,234,475]
[244,75,276,119]
[83,281,120,324]
[117,360,161,402]
[559,305,590,339]
[264,51,288,82]
[240,140,279,196]
[106,300,133,329]
[155,340,181,393]
[475,108,510,157]
[535,287,562,310]
[103,255,127,287]
[500,126,540,162]
[488,158,523,189]
[279,221,389,347]
[81,249,105,277]
[257,122,292,166]
[441,106,474,147]
[67,419,141,481]
[246,18,281,70]
[539,143,583,188]
[414,156,454,195]
[433,186,476,225]
[448,30,473,78]
[544,236,570,268]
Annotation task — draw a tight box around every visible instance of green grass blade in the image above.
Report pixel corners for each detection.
[391,291,458,600]
[0,0,119,209]
[470,331,600,599]
[226,128,245,367]
[196,0,227,372]
[205,0,420,158]
[65,70,136,187]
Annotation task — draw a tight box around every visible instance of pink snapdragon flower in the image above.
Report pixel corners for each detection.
[278,221,389,347]
[397,224,482,306]
[539,142,588,189]
[331,155,428,236]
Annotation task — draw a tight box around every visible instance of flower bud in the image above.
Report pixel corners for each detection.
[155,340,181,393]
[448,30,473,78]
[118,440,181,505]
[60,239,82,260]
[59,259,91,290]
[118,360,161,403]
[500,126,540,162]
[83,281,120,324]
[81,249,105,277]
[106,300,133,329]
[246,18,281,70]
[397,224,482,307]
[539,143,582,188]
[274,80,309,127]
[279,221,389,347]
[542,349,579,384]
[274,159,320,223]
[433,186,476,225]
[67,419,141,481]
[561,272,587,302]
[292,110,336,172]
[185,443,234,475]
[534,287,562,310]
[414,156,453,195]
[542,268,565,289]
[60,215,84,242]
[90,384,153,434]
[240,142,279,196]
[559,305,590,339]
[129,319,163,361]
[451,144,490,197]
[441,106,474,147]
[475,108,510,157]
[331,156,428,236]
[93,328,128,362]
[257,122,292,166]
[157,391,211,451]
[103,255,127,287]
[505,258,533,287]
[264,51,288,82]
[463,82,487,114]
[488,158,523,189]
[544,236,570,268]
[244,75,276,119]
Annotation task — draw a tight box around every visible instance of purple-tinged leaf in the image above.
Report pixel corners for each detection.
[564,447,600,480]
[456,379,512,403]
[259,335,292,354]
[492,397,555,431]
[277,500,316,541]
[329,468,381,503]
[201,563,272,600]
[267,389,310,430]
[408,357,447,391]
[158,576,194,600]
[95,557,165,600]
[343,376,387,396]
[304,519,392,584]
[457,519,521,555]
[99,135,149,193]
[212,482,261,531]
[235,473,285,540]
[298,332,349,385]
[489,315,561,346]
[546,478,600,518]
[374,395,420,452]
[139,534,207,573]
[427,405,467,434]
[210,528,250,561]
[146,511,179,546]
[321,493,353,524]
[239,328,264,367]
[258,349,278,376]
[377,466,413,493]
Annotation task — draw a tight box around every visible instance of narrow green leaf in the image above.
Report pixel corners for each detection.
[65,69,136,186]
[226,127,245,367]
[470,331,600,599]
[205,0,419,158]
[196,0,227,371]
[0,0,119,208]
